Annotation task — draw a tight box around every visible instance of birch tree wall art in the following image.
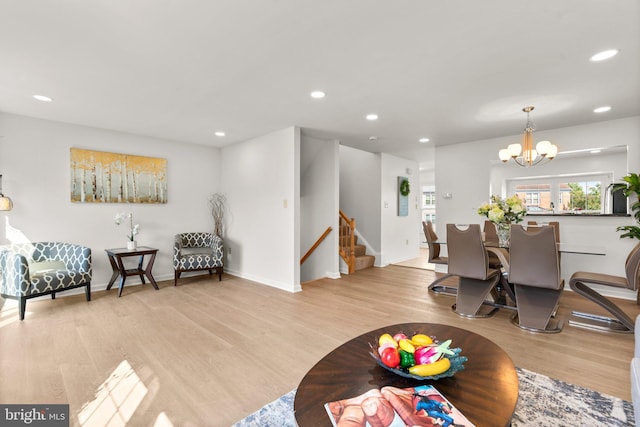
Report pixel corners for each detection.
[70,148,167,204]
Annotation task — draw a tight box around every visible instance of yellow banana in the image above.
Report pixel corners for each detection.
[398,338,416,354]
[408,358,451,377]
[410,334,433,347]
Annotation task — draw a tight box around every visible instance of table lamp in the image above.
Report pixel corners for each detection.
[0,174,14,211]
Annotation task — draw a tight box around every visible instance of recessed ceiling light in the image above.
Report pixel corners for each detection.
[366,114,378,121]
[310,91,325,99]
[33,94,53,102]
[590,149,601,154]
[369,136,377,142]
[590,49,619,62]
[593,106,611,113]
[214,131,225,137]
[419,138,430,143]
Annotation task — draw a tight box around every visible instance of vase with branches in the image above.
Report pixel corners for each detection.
[209,193,227,237]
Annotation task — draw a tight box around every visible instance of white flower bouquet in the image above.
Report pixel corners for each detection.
[114,212,139,241]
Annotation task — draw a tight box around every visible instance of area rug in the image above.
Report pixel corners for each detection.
[232,367,635,426]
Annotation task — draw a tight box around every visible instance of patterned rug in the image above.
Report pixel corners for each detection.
[232,367,635,426]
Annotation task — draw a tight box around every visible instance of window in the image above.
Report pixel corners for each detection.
[423,191,436,208]
[508,173,612,214]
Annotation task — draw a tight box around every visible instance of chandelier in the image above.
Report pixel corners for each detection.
[498,106,558,167]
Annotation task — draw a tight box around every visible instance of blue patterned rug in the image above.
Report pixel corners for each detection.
[232,367,635,426]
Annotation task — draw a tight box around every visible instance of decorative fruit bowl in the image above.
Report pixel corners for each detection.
[368,332,468,381]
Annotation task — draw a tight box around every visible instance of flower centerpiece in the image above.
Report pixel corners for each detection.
[477,195,526,246]
[114,212,140,249]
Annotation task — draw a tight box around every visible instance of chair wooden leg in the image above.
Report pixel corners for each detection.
[208,269,213,275]
[19,298,26,321]
[174,271,180,286]
[218,268,223,281]
[51,293,55,300]
[85,283,91,302]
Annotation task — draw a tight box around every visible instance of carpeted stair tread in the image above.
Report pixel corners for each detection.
[354,255,375,271]
[354,244,366,257]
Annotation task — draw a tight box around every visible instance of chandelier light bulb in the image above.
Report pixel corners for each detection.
[536,140,552,155]
[498,149,511,162]
[546,144,558,159]
[507,144,522,157]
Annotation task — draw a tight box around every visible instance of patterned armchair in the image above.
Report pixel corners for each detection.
[173,232,224,285]
[0,242,92,320]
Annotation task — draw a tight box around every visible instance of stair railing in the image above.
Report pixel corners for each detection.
[339,209,356,274]
[301,226,333,265]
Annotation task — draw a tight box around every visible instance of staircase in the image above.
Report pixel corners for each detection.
[339,210,375,274]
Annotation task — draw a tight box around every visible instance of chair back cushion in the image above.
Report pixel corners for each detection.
[178,232,216,248]
[423,221,441,260]
[446,224,490,280]
[509,225,561,289]
[483,220,498,243]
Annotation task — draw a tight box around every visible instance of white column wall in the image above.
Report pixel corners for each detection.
[300,134,340,282]
[380,153,421,265]
[0,113,220,289]
[220,126,301,292]
[339,145,382,257]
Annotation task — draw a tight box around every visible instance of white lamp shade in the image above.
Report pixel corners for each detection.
[536,140,552,155]
[0,196,13,211]
[507,143,522,157]
[498,149,511,162]
[546,144,558,159]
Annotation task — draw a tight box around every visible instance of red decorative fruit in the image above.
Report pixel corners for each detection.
[380,347,400,368]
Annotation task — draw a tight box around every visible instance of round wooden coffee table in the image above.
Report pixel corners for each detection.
[294,323,518,426]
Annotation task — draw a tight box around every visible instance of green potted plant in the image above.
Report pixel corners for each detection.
[610,172,640,240]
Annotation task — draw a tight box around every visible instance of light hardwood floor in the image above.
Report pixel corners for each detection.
[1,265,638,426]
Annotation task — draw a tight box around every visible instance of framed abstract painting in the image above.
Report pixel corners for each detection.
[70,148,167,204]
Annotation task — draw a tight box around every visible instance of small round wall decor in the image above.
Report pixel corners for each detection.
[400,179,410,196]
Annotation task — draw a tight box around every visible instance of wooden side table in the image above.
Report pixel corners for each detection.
[105,247,160,297]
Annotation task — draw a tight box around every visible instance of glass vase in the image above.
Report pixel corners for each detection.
[497,224,510,247]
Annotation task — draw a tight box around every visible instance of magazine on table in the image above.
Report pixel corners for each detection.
[324,384,475,427]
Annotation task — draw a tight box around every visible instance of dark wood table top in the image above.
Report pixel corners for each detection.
[294,323,518,427]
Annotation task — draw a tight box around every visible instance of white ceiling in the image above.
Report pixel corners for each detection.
[1,1,638,163]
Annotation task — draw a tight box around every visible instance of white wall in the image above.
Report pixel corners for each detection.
[300,134,339,282]
[0,113,220,289]
[339,145,382,254]
[220,126,301,292]
[435,116,640,299]
[380,153,421,265]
